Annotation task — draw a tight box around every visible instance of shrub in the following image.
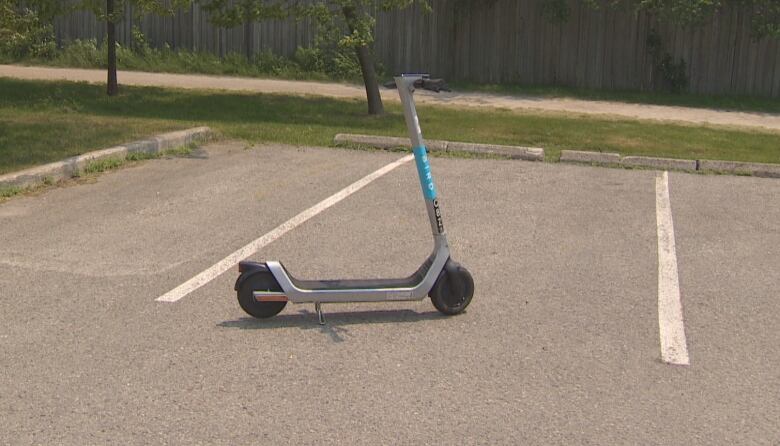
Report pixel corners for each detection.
[53,39,104,67]
[0,2,56,59]
[646,28,689,93]
[293,46,325,73]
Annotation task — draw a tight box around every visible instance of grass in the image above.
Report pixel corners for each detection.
[5,39,778,114]
[451,82,780,115]
[0,112,187,174]
[81,157,125,174]
[2,39,356,83]
[78,143,196,175]
[0,143,197,201]
[0,77,778,178]
[0,185,23,198]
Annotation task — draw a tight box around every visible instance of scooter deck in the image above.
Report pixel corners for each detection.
[239,255,435,292]
[289,255,435,291]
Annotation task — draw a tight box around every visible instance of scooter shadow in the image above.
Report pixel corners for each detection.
[218,309,444,343]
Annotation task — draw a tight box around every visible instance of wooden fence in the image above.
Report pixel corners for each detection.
[53,0,780,97]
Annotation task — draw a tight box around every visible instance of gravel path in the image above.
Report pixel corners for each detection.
[3,64,779,132]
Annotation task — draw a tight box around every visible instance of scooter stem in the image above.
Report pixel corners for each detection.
[395,75,427,149]
[395,75,446,236]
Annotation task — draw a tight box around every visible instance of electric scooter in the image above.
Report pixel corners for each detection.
[234,74,474,324]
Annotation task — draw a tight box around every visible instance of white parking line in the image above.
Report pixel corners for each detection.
[156,154,414,303]
[655,171,690,366]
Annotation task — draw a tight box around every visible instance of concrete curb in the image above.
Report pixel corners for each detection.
[0,127,213,189]
[447,142,544,161]
[698,159,780,178]
[333,134,448,152]
[560,150,779,177]
[560,150,621,164]
[335,135,779,178]
[621,156,698,171]
[560,151,698,171]
[333,133,544,161]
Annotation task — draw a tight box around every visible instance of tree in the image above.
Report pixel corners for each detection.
[0,0,56,58]
[751,0,780,38]
[73,0,191,95]
[203,0,430,115]
[632,0,780,38]
[544,0,780,38]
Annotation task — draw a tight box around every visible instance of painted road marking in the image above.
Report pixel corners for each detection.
[655,171,690,366]
[156,154,415,303]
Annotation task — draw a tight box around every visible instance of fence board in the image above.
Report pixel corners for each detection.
[52,0,780,97]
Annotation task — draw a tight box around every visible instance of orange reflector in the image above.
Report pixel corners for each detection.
[255,294,288,302]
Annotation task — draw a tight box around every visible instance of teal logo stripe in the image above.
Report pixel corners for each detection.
[412,146,437,200]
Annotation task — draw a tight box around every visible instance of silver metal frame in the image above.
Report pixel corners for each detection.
[254,74,450,305]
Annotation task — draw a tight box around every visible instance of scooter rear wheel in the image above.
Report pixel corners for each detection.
[429,260,474,315]
[237,272,287,319]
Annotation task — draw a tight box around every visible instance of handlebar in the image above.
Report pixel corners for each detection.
[384,75,451,93]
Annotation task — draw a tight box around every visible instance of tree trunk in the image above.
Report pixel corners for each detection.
[342,6,384,116]
[354,44,384,115]
[244,20,252,61]
[106,0,118,96]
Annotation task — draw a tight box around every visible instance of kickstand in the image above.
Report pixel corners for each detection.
[315,302,325,325]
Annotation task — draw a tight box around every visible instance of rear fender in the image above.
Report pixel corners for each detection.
[234,261,269,291]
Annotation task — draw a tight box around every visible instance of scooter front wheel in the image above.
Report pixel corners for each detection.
[429,260,474,315]
[237,271,287,319]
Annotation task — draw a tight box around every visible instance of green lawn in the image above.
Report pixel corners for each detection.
[451,82,780,115]
[1,77,778,176]
[0,112,186,174]
[8,45,779,114]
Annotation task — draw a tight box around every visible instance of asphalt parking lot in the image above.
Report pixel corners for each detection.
[1,142,778,445]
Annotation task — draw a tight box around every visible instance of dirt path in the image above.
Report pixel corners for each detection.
[3,64,779,132]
